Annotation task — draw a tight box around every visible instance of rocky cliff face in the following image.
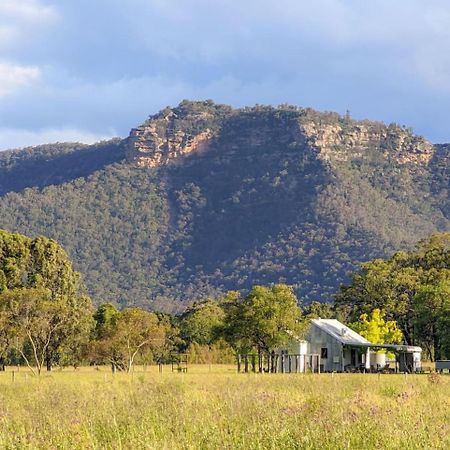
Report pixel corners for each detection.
[301,121,434,165]
[128,124,214,167]
[126,101,227,167]
[126,102,435,169]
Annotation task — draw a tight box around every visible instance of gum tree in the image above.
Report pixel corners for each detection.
[95,308,167,372]
[0,231,94,373]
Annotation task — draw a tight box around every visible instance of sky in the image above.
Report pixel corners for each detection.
[2,0,450,150]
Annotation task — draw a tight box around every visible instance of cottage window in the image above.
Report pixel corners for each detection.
[321,348,328,359]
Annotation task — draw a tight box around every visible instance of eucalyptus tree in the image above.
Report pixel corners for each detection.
[179,300,225,347]
[0,230,94,372]
[94,308,167,372]
[222,284,303,355]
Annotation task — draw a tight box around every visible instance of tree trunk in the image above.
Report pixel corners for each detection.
[434,331,440,361]
[46,357,52,372]
[424,343,433,362]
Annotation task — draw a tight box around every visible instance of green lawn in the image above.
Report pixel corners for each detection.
[0,365,448,449]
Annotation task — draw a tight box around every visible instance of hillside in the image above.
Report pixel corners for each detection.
[0,100,448,312]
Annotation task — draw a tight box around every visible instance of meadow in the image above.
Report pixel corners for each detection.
[0,365,448,449]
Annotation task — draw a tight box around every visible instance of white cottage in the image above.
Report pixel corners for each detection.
[307,318,371,372]
[276,318,422,373]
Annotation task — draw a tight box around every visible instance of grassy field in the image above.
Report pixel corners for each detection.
[0,365,448,449]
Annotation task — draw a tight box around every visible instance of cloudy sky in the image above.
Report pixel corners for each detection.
[2,0,450,150]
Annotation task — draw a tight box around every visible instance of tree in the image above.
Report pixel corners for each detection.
[350,309,403,346]
[335,257,421,343]
[413,281,450,360]
[0,295,14,370]
[223,284,303,355]
[304,301,334,319]
[180,300,225,347]
[152,312,183,364]
[56,295,94,368]
[94,308,166,372]
[0,231,94,372]
[0,288,92,374]
[93,303,120,339]
[28,236,81,300]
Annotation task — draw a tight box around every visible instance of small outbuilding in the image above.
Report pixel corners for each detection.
[306,318,371,372]
[275,318,422,373]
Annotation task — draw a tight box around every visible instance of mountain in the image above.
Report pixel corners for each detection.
[0,100,448,312]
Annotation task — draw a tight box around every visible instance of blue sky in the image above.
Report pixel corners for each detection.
[2,0,450,150]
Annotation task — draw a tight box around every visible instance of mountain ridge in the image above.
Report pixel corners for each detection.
[0,101,448,312]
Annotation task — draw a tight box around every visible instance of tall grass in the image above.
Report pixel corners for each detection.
[0,366,448,449]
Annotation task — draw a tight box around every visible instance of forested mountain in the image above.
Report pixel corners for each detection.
[0,100,448,312]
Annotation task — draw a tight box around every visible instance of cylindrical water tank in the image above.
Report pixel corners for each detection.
[373,352,386,368]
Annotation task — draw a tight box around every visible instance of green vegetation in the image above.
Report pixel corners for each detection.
[350,309,404,345]
[222,285,303,354]
[179,299,225,347]
[336,233,450,360]
[0,230,93,372]
[0,227,449,374]
[0,139,125,195]
[92,306,168,372]
[0,101,448,311]
[0,367,448,449]
[0,229,448,448]
[0,230,303,370]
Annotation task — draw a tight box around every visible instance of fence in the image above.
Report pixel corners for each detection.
[237,353,321,373]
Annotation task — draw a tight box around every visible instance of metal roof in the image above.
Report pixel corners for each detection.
[311,319,371,345]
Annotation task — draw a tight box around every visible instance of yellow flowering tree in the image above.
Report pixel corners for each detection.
[351,309,403,345]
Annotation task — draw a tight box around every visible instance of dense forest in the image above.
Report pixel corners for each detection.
[0,101,448,311]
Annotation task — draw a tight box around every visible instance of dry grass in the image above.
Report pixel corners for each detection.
[0,365,448,449]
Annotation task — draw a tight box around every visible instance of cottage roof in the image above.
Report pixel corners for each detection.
[311,319,371,345]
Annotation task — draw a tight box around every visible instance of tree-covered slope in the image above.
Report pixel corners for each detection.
[0,139,125,195]
[0,101,448,312]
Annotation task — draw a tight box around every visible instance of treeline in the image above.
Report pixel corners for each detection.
[336,232,450,360]
[0,229,449,373]
[0,227,323,371]
[90,284,310,372]
[0,273,320,372]
[0,230,318,372]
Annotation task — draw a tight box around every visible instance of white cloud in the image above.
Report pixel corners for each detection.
[0,127,116,151]
[3,0,450,146]
[0,0,58,22]
[0,62,41,96]
[0,0,59,50]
